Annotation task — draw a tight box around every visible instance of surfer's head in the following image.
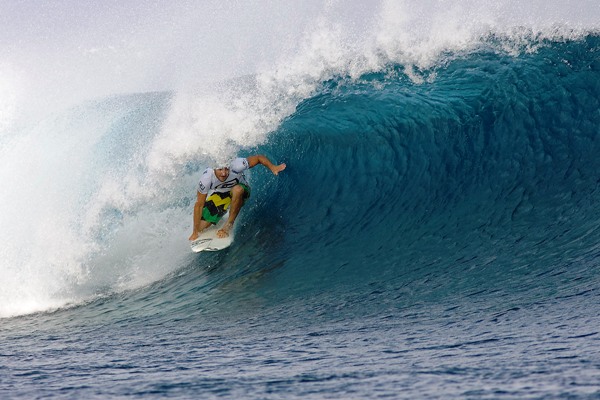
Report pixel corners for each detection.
[214,166,230,182]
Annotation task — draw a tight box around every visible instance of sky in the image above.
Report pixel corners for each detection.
[0,1,343,118]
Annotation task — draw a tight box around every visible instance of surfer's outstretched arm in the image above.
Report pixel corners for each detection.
[247,155,286,175]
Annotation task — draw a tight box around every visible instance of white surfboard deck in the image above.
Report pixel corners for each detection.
[190,214,234,252]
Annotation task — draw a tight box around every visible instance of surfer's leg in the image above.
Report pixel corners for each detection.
[217,184,249,238]
[198,219,212,233]
[192,193,225,240]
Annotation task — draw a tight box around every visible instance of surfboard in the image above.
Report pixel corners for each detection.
[190,214,234,252]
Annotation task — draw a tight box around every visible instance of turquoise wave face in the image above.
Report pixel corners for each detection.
[234,36,600,314]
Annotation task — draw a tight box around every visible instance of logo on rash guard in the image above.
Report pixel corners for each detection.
[216,178,239,190]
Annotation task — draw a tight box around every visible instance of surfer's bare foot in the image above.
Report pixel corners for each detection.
[217,223,233,238]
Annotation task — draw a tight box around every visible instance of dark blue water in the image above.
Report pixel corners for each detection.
[2,36,600,399]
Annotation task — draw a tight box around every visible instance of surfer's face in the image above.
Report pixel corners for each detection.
[214,167,230,182]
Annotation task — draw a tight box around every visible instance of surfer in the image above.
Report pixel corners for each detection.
[189,155,286,241]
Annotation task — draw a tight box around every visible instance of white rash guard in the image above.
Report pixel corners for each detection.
[197,157,250,195]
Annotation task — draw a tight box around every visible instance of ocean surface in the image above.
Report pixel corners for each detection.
[2,2,600,399]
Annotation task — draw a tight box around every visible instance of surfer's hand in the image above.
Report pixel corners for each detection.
[189,232,199,241]
[217,223,233,238]
[216,229,228,238]
[272,163,286,175]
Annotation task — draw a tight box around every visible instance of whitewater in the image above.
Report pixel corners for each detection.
[1,1,600,398]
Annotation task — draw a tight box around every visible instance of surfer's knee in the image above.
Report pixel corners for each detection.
[231,185,245,198]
